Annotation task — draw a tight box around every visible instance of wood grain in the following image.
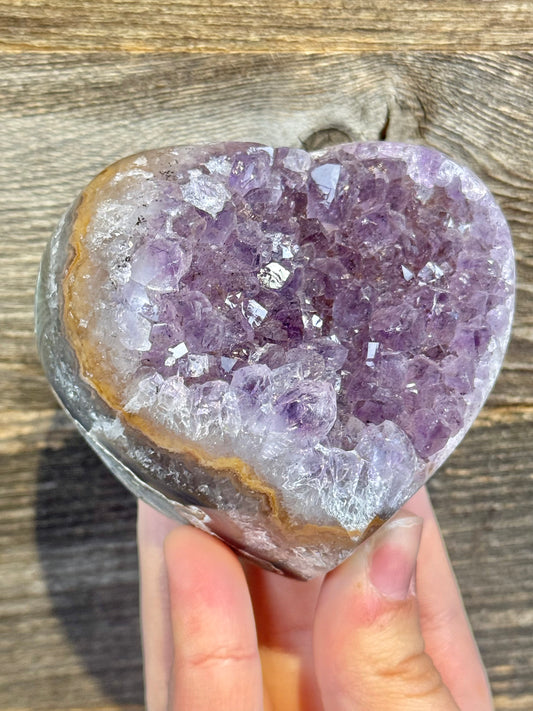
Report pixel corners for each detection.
[1,0,532,52]
[0,23,532,711]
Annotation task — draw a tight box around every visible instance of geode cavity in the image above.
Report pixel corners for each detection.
[36,142,514,577]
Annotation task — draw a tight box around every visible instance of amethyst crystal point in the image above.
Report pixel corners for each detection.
[35,142,514,578]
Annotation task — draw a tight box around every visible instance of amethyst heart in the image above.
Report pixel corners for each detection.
[36,142,514,577]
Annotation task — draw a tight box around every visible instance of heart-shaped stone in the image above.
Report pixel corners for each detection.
[36,142,514,578]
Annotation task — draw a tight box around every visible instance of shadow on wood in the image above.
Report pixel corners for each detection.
[35,413,144,706]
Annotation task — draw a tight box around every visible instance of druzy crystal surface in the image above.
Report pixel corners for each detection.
[36,142,514,577]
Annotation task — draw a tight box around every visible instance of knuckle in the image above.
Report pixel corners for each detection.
[379,648,447,701]
[184,643,259,671]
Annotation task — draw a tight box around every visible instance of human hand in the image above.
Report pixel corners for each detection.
[138,487,493,710]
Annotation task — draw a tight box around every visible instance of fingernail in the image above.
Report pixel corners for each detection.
[368,513,423,601]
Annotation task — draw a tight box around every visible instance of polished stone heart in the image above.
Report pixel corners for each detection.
[36,142,514,577]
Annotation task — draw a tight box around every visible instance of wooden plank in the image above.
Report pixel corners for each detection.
[0,413,144,710]
[1,50,532,710]
[1,406,532,709]
[1,0,532,53]
[1,52,532,415]
[428,409,533,709]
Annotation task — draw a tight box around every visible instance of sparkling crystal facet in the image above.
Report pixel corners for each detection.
[35,142,514,578]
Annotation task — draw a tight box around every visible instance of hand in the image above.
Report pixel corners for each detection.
[138,487,493,710]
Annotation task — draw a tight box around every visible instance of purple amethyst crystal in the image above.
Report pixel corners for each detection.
[35,142,514,578]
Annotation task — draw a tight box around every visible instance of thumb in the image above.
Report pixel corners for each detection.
[314,512,460,711]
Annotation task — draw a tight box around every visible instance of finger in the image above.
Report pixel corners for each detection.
[164,526,263,711]
[314,511,460,711]
[245,564,324,711]
[407,487,493,710]
[137,501,180,711]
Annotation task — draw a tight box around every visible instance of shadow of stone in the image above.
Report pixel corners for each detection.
[36,411,144,706]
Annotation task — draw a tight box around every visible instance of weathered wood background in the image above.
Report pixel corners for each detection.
[0,2,532,709]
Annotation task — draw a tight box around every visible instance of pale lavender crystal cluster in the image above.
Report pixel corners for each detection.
[36,141,514,576]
